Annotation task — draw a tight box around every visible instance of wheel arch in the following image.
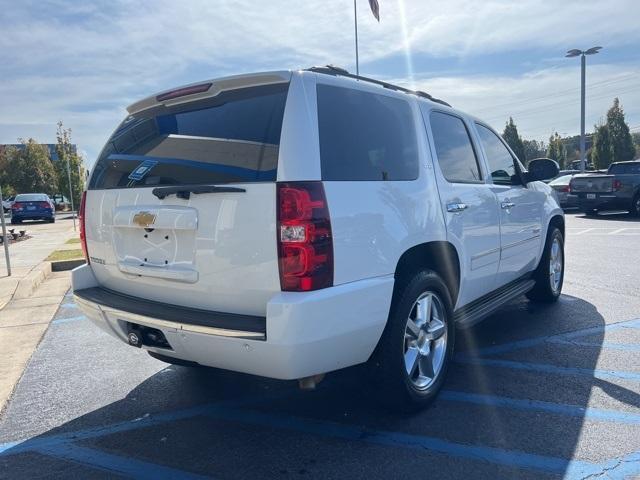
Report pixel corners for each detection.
[393,241,461,307]
[549,214,565,239]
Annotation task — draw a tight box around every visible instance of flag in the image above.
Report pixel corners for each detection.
[368,0,380,21]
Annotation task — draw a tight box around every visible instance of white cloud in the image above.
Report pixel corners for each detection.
[0,0,638,164]
[402,63,640,141]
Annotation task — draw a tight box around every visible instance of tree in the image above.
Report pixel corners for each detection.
[606,98,635,162]
[4,140,58,195]
[546,132,567,168]
[55,121,85,208]
[502,117,526,161]
[522,139,546,163]
[591,123,612,169]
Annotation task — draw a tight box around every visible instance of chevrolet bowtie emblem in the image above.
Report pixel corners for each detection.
[132,211,156,228]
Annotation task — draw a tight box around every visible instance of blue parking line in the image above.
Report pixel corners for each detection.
[440,390,640,425]
[52,315,86,325]
[59,303,79,309]
[203,406,600,477]
[455,356,640,382]
[37,443,211,480]
[548,338,640,353]
[590,451,640,480]
[476,318,640,356]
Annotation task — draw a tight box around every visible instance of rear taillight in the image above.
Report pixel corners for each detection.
[613,179,623,191]
[560,185,570,193]
[37,201,50,209]
[277,182,333,292]
[12,202,22,210]
[79,191,89,264]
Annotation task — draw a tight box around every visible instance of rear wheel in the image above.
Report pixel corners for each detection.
[48,217,55,223]
[631,194,640,217]
[369,270,454,411]
[527,227,564,303]
[584,209,598,217]
[10,219,20,225]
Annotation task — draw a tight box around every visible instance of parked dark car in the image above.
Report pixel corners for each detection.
[10,193,55,224]
[549,174,578,209]
[570,160,640,216]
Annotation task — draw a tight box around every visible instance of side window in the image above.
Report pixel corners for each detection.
[476,124,517,186]
[317,84,419,181]
[429,111,482,183]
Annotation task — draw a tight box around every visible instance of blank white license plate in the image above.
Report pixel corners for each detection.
[586,194,596,199]
[27,205,36,210]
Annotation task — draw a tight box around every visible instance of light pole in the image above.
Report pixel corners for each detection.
[566,46,602,172]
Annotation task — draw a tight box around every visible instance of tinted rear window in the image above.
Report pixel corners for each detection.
[609,163,640,174]
[430,112,481,183]
[317,84,419,181]
[89,83,289,190]
[15,194,48,202]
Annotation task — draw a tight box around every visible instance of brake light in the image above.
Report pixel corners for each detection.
[277,182,333,292]
[12,202,22,210]
[559,185,570,193]
[613,179,623,191]
[79,191,89,264]
[37,201,50,209]
[156,83,212,102]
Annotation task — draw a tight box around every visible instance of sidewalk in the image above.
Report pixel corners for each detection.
[0,271,72,413]
[0,215,78,309]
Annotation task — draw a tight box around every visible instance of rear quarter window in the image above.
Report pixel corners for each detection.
[317,84,419,181]
[89,83,289,190]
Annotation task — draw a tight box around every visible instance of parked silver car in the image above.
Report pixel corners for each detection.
[549,174,578,209]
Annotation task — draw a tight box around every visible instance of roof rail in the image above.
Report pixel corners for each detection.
[306,65,451,107]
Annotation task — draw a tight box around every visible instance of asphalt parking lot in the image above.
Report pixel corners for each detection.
[1,211,639,479]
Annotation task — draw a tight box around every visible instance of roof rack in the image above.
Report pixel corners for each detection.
[306,65,451,107]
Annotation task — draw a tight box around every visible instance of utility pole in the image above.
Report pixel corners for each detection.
[354,0,359,76]
[566,46,602,172]
[0,185,11,277]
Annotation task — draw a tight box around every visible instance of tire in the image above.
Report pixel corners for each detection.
[526,226,564,303]
[48,217,55,223]
[147,351,201,367]
[369,270,455,411]
[631,194,640,217]
[10,219,20,225]
[584,209,597,217]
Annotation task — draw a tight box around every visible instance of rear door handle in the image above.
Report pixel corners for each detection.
[447,203,468,213]
[501,201,515,209]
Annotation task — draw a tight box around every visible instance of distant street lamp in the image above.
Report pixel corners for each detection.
[566,46,602,172]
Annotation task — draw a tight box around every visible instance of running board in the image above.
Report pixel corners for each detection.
[453,278,535,329]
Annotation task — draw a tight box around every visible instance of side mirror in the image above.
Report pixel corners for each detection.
[525,158,559,183]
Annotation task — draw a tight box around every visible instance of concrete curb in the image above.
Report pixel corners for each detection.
[12,262,52,300]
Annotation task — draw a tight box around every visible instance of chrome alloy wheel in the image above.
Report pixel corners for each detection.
[549,236,563,294]
[403,291,447,390]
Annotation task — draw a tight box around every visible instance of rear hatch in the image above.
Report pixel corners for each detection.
[84,75,291,316]
[569,174,614,194]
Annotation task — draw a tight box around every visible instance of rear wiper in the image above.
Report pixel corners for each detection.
[152,184,246,200]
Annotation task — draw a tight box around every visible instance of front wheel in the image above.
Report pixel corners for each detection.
[369,270,455,411]
[527,227,564,303]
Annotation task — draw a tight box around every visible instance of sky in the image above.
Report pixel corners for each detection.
[1,0,639,167]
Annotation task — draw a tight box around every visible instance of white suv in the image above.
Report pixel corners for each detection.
[72,67,564,409]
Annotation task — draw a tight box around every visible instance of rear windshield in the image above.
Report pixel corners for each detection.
[608,163,640,174]
[15,194,48,202]
[89,83,289,190]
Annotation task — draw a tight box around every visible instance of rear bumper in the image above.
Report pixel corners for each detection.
[71,264,394,380]
[12,211,54,220]
[577,194,628,211]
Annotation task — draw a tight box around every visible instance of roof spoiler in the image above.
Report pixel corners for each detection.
[126,71,292,115]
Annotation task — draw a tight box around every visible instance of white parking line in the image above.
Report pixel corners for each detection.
[567,227,640,236]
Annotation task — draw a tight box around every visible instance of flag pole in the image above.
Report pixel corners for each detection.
[354,0,359,76]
